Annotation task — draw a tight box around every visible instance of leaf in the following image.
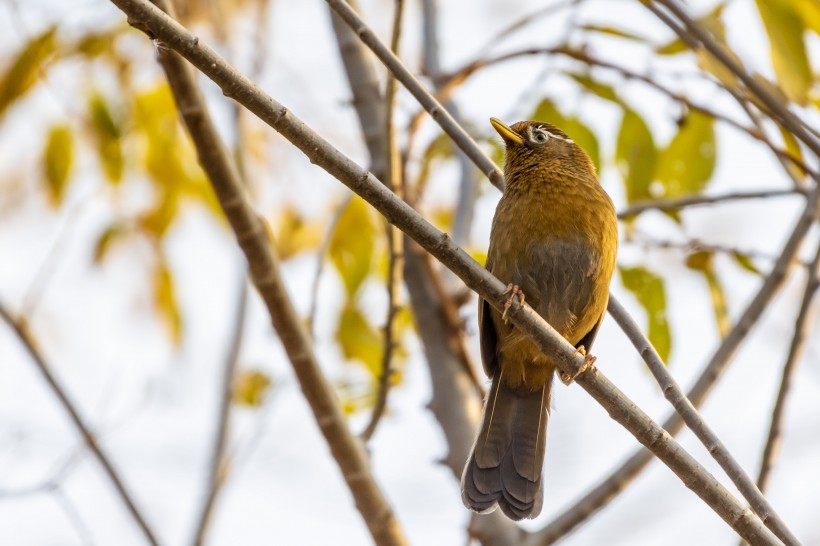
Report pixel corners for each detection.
[275,206,324,259]
[779,126,806,179]
[532,98,601,172]
[336,302,382,376]
[93,221,130,264]
[43,124,73,206]
[616,109,656,203]
[568,73,621,104]
[416,132,454,192]
[153,258,183,345]
[0,26,58,118]
[732,251,763,276]
[619,266,671,362]
[685,251,730,339]
[756,0,812,104]
[580,25,648,43]
[794,0,820,34]
[655,112,716,198]
[328,196,378,297]
[88,93,124,183]
[232,369,273,407]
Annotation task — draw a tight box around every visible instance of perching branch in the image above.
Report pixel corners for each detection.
[105,3,787,542]
[755,241,820,494]
[141,2,408,544]
[0,304,159,546]
[607,297,800,546]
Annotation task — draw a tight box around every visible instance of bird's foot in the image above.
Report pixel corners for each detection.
[560,346,597,385]
[501,284,525,323]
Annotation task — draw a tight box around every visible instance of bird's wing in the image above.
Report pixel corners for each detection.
[479,296,499,377]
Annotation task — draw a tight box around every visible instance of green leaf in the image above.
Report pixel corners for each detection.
[531,98,601,172]
[43,124,73,206]
[336,302,382,376]
[153,258,183,345]
[0,26,58,118]
[779,126,806,179]
[232,369,273,408]
[329,196,378,297]
[756,0,812,104]
[685,251,730,339]
[88,93,124,183]
[619,265,671,362]
[616,109,656,203]
[655,112,716,198]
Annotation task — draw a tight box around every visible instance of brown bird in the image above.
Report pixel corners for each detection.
[461,118,618,520]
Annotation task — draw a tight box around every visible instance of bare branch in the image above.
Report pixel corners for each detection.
[142,2,408,544]
[618,188,808,219]
[106,5,788,541]
[191,278,248,546]
[361,0,405,443]
[643,0,820,157]
[756,242,820,493]
[608,297,800,546]
[0,304,159,546]
[325,0,504,191]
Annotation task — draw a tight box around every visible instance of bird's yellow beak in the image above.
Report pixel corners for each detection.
[490,117,524,145]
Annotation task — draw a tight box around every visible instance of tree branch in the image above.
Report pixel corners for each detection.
[755,241,820,494]
[0,304,159,546]
[142,2,408,544]
[105,4,788,542]
[618,188,808,220]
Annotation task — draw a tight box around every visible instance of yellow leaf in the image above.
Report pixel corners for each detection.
[88,93,124,184]
[93,221,130,264]
[275,206,324,259]
[336,302,382,376]
[0,26,57,119]
[43,124,73,207]
[153,259,183,345]
[232,369,273,407]
[655,112,716,198]
[619,266,671,362]
[329,197,378,297]
[756,0,812,104]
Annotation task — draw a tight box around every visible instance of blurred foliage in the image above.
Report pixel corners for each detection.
[619,266,671,363]
[42,124,73,206]
[232,368,274,407]
[686,251,730,339]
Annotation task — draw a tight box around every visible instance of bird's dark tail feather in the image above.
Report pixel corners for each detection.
[461,370,550,520]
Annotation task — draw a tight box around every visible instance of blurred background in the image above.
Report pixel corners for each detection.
[0,0,819,544]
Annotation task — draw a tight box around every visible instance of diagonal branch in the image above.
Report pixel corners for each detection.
[142,2,408,545]
[104,4,786,542]
[755,241,820,493]
[0,304,159,546]
[617,188,808,219]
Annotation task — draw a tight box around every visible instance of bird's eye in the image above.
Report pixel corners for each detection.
[532,131,548,143]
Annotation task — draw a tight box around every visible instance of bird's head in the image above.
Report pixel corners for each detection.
[490,118,597,188]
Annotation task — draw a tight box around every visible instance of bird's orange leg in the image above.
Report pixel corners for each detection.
[560,345,597,385]
[501,283,525,323]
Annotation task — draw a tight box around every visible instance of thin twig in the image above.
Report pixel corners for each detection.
[436,46,811,175]
[0,304,159,545]
[191,277,248,546]
[618,188,808,219]
[326,0,504,191]
[608,297,801,546]
[756,242,820,493]
[360,0,405,443]
[140,2,408,544]
[107,6,786,541]
[644,0,820,157]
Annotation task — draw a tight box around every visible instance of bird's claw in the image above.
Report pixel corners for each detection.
[560,346,597,385]
[501,284,525,323]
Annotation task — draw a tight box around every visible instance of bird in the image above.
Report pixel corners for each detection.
[460,118,618,520]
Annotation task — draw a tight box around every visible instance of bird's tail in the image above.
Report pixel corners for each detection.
[461,370,551,520]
